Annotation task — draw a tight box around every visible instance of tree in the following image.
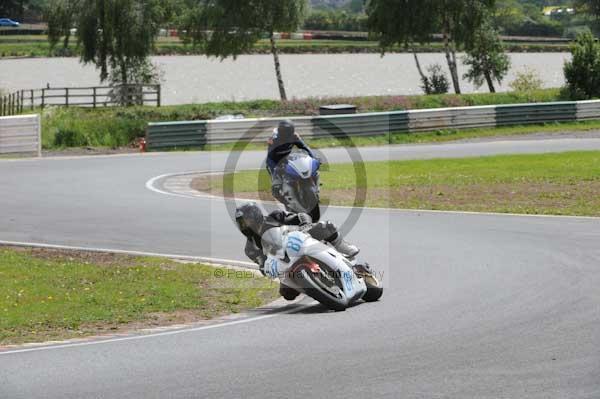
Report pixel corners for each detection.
[462,17,510,92]
[0,0,46,21]
[184,0,307,101]
[76,0,163,86]
[576,0,600,17]
[0,1,18,16]
[564,31,600,99]
[346,0,365,13]
[46,0,81,50]
[367,0,495,95]
[366,0,437,93]
[435,0,496,94]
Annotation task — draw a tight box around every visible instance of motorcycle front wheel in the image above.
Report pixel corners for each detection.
[294,267,348,312]
[297,180,321,222]
[362,274,383,302]
[308,204,320,222]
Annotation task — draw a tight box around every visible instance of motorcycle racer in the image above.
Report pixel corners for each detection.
[235,202,359,299]
[267,120,315,204]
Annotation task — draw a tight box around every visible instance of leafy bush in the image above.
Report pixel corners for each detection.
[303,10,368,31]
[462,19,511,93]
[564,32,600,100]
[509,67,544,92]
[53,128,89,147]
[421,64,450,95]
[503,19,563,37]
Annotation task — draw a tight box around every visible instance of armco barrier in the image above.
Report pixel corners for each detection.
[495,102,577,126]
[0,114,41,156]
[146,100,600,150]
[146,121,207,149]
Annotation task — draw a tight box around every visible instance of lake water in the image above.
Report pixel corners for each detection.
[0,53,569,105]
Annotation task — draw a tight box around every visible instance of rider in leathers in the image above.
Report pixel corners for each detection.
[266,120,315,205]
[235,202,359,300]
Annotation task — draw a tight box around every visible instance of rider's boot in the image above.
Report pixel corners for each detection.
[331,235,360,258]
[279,283,300,301]
[353,262,374,277]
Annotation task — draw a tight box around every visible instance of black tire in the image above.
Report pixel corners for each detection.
[309,204,321,222]
[299,183,320,220]
[279,283,300,301]
[362,275,384,302]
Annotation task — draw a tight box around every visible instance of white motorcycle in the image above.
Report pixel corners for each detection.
[277,151,322,221]
[261,226,383,311]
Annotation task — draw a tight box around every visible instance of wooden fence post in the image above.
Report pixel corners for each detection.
[41,89,46,108]
[157,84,161,107]
[93,87,97,108]
[65,88,69,107]
[20,90,24,113]
[30,90,34,110]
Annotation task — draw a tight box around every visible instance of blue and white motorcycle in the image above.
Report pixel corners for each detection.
[277,151,322,221]
[261,226,383,311]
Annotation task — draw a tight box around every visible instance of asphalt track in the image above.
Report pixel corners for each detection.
[1,138,599,399]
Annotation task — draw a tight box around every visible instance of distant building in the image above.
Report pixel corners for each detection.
[543,6,575,17]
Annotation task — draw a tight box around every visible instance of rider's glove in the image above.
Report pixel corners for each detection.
[256,255,267,276]
[297,213,312,227]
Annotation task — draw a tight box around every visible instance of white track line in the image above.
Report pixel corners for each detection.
[0,303,311,356]
[146,172,600,221]
[0,150,210,163]
[145,171,221,200]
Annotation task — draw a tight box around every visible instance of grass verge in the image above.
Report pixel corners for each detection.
[192,151,600,217]
[0,246,278,345]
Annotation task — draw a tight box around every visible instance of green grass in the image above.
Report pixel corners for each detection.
[0,35,570,58]
[206,151,600,216]
[0,248,278,345]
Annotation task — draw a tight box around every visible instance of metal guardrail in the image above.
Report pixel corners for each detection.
[0,114,41,156]
[146,121,207,150]
[146,100,596,150]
